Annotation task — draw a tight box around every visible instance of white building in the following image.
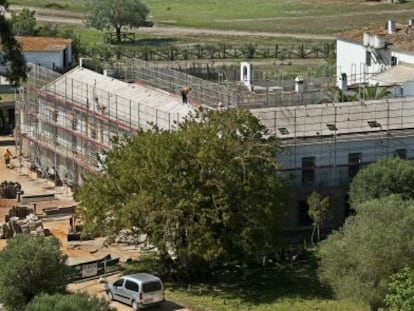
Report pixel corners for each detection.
[252,96,414,234]
[336,20,414,94]
[17,36,72,71]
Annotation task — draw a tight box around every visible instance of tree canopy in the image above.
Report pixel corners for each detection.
[76,109,285,277]
[307,191,330,246]
[26,293,115,311]
[0,235,67,311]
[84,0,150,43]
[0,0,27,85]
[349,157,414,208]
[10,8,38,36]
[318,195,414,311]
[385,267,414,311]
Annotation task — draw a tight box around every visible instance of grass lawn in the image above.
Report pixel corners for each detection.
[125,253,368,311]
[8,0,414,35]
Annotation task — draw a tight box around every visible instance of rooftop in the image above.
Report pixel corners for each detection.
[16,36,72,52]
[339,22,414,52]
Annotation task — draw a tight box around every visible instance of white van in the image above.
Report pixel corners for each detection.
[105,273,164,310]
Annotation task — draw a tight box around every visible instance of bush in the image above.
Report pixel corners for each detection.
[26,292,115,311]
[0,235,67,311]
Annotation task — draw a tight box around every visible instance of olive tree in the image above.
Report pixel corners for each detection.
[0,235,67,311]
[349,157,414,208]
[76,109,285,278]
[318,195,414,311]
[84,0,150,43]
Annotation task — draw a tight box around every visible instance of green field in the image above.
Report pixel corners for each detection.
[126,253,368,311]
[8,0,414,35]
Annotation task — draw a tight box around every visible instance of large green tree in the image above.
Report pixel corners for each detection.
[84,0,150,43]
[26,293,115,311]
[349,157,414,208]
[318,195,414,311]
[0,235,67,311]
[76,109,285,276]
[0,0,27,85]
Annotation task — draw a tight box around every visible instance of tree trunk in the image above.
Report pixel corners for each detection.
[115,26,121,44]
[311,225,316,248]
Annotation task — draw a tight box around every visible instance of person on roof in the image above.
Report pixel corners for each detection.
[180,86,192,104]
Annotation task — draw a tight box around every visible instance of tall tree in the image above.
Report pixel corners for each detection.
[307,191,330,247]
[76,109,285,277]
[0,0,27,85]
[0,235,67,311]
[10,8,38,36]
[357,83,391,100]
[84,0,150,43]
[349,157,414,208]
[318,195,414,311]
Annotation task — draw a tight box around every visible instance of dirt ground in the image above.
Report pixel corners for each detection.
[0,138,188,311]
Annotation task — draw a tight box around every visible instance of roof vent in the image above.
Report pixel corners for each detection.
[278,128,289,135]
[368,120,381,128]
[363,33,371,47]
[326,124,337,131]
[388,20,396,34]
[409,19,414,27]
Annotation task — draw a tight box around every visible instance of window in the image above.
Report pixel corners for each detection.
[125,280,139,292]
[391,56,398,66]
[91,128,97,140]
[71,118,78,131]
[348,152,361,179]
[394,149,407,159]
[113,279,124,287]
[298,200,312,226]
[302,156,315,184]
[366,51,371,66]
[143,281,162,293]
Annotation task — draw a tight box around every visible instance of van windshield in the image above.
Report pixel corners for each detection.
[142,281,162,293]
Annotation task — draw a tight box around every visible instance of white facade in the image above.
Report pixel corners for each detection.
[24,48,72,70]
[336,37,414,90]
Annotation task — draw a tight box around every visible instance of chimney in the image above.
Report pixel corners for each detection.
[409,19,414,27]
[295,76,305,94]
[388,20,396,34]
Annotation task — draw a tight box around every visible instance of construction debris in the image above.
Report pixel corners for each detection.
[0,181,22,199]
[0,206,45,239]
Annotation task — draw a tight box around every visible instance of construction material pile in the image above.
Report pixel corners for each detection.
[0,206,44,239]
[0,181,22,199]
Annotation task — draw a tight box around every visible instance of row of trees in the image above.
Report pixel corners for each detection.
[318,158,414,310]
[0,234,114,311]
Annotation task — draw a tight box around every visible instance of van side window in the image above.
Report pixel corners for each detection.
[125,280,139,292]
[113,279,124,287]
[143,281,162,293]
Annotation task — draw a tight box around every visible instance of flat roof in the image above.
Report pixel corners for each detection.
[251,96,414,139]
[339,22,414,53]
[370,63,414,84]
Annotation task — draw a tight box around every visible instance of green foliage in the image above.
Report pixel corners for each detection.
[318,195,414,311]
[76,109,285,277]
[356,83,392,100]
[0,0,27,85]
[84,0,149,43]
[385,267,414,311]
[307,192,329,246]
[10,8,38,36]
[0,235,67,311]
[320,86,357,103]
[26,292,115,311]
[349,157,414,208]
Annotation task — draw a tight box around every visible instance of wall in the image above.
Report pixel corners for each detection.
[24,51,65,70]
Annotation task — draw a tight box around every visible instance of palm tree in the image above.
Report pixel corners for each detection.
[356,83,392,100]
[320,86,357,103]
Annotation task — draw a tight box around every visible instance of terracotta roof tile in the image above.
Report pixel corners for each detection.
[16,36,72,52]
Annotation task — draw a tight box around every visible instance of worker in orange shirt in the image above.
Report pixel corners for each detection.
[3,148,12,167]
[180,86,192,104]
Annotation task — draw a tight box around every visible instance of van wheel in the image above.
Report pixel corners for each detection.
[107,291,113,301]
[132,300,140,311]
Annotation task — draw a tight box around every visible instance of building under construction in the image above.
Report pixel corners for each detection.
[16,59,414,234]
